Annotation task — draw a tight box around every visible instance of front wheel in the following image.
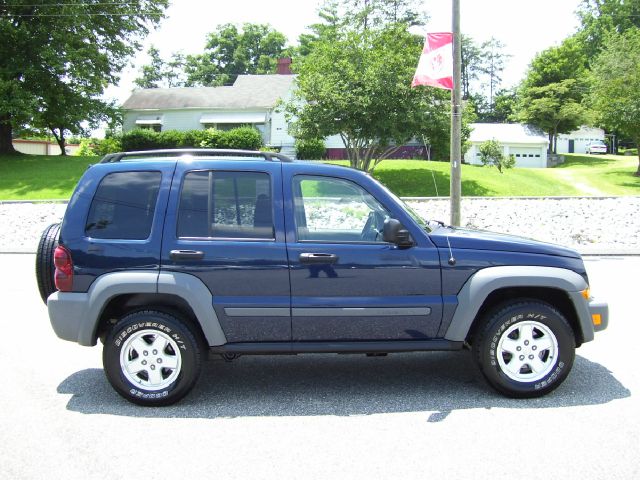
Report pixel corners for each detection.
[103,310,202,406]
[472,300,575,398]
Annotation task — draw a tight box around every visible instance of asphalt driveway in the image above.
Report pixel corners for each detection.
[0,254,637,479]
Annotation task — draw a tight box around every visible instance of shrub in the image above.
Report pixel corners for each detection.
[94,137,122,155]
[121,129,159,151]
[181,129,209,148]
[74,139,96,156]
[222,126,263,150]
[199,128,225,148]
[478,139,515,173]
[295,138,326,159]
[157,130,185,149]
[120,127,264,151]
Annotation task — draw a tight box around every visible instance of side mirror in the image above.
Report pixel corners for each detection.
[383,218,413,247]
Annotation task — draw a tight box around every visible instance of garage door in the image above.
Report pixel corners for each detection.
[510,148,544,167]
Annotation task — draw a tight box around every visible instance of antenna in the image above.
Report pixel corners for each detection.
[446,235,456,266]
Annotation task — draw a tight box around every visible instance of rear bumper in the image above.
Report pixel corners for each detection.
[47,291,94,346]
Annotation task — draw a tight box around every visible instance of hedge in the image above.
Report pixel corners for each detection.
[120,127,264,152]
[295,138,326,159]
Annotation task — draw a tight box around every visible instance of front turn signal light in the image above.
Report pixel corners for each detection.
[592,314,602,326]
[581,288,591,300]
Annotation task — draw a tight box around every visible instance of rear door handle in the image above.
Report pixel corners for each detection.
[299,253,339,265]
[170,250,205,261]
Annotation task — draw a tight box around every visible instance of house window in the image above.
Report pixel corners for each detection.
[201,123,254,131]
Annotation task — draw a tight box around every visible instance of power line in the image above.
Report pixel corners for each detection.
[3,2,145,6]
[0,12,164,17]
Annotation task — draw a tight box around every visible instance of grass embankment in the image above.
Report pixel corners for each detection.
[0,152,637,200]
[0,154,95,200]
[352,154,639,197]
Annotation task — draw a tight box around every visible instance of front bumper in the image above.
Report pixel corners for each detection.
[588,299,608,332]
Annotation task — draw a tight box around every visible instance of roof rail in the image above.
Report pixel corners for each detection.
[99,149,293,163]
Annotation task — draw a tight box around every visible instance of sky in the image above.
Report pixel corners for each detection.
[106,0,584,104]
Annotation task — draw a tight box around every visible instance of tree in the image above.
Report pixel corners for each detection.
[577,0,640,57]
[589,29,640,176]
[341,0,428,29]
[134,46,187,89]
[461,35,483,100]
[518,80,588,153]
[134,46,165,89]
[478,139,515,173]
[183,23,288,87]
[490,88,518,123]
[32,77,116,154]
[287,24,454,171]
[0,0,169,155]
[516,37,590,153]
[479,37,510,108]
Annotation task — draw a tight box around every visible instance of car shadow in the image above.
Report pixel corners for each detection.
[57,353,630,422]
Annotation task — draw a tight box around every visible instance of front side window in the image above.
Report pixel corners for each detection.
[85,171,161,240]
[293,176,389,243]
[178,170,273,239]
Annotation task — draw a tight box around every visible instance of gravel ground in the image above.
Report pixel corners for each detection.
[0,197,638,254]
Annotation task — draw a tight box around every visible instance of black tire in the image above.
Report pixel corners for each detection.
[103,310,203,406]
[472,300,575,398]
[35,223,60,304]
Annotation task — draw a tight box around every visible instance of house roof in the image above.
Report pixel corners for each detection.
[122,74,296,110]
[469,123,549,145]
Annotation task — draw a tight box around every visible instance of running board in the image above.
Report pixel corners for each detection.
[210,340,463,355]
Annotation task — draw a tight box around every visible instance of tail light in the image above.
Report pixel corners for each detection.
[54,245,73,291]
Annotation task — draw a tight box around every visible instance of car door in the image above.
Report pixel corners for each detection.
[161,159,290,343]
[283,165,443,342]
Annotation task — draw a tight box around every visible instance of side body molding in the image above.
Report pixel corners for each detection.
[157,271,227,346]
[444,266,591,342]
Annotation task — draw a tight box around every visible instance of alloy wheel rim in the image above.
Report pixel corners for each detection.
[119,329,182,391]
[496,321,559,382]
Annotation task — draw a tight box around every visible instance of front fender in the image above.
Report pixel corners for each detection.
[444,266,593,342]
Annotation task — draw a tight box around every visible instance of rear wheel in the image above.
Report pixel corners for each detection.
[103,310,202,406]
[473,300,575,398]
[35,223,60,304]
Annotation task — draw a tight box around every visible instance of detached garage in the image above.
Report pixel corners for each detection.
[464,123,549,168]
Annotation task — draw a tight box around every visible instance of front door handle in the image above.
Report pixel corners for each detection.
[299,253,339,265]
[170,250,205,261]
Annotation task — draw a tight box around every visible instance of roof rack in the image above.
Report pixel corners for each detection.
[99,149,293,163]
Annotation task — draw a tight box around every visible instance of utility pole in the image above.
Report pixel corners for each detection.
[450,0,462,226]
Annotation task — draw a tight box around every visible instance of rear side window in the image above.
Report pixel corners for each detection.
[85,171,161,240]
[177,170,273,239]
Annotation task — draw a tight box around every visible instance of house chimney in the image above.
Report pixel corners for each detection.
[276,57,293,75]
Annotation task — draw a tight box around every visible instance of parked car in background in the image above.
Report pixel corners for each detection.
[586,141,607,154]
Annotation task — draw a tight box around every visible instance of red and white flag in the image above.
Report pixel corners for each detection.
[412,32,454,90]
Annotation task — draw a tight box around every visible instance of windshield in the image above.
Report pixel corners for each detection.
[375,181,432,232]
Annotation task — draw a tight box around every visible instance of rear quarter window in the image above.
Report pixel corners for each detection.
[85,171,162,240]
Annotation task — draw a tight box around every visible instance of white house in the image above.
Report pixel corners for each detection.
[122,73,299,155]
[122,65,427,159]
[464,123,549,168]
[556,126,605,154]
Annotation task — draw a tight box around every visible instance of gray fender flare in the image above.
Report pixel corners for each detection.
[48,270,226,346]
[444,265,591,342]
[157,271,227,346]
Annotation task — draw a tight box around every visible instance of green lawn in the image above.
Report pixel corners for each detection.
[0,152,638,200]
[361,154,639,197]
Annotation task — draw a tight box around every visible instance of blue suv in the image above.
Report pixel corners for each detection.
[37,149,608,405]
